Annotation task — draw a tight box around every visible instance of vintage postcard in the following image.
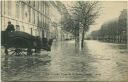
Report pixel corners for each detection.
[0,0,128,82]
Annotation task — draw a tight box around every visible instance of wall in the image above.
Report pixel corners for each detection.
[1,1,51,39]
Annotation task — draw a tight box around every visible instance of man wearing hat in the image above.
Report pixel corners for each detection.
[6,21,15,32]
[4,21,15,46]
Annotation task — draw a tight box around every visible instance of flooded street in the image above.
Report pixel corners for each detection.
[1,40,128,81]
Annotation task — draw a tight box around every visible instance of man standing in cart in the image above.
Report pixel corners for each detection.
[4,21,15,55]
[6,21,15,32]
[5,21,15,43]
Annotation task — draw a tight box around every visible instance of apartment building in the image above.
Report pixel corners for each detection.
[1,1,60,39]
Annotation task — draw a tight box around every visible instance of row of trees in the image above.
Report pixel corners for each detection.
[91,9,127,44]
[56,1,100,48]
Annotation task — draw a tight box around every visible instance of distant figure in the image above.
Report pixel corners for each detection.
[16,25,20,31]
[48,39,53,47]
[42,37,48,47]
[35,36,41,53]
[48,39,53,51]
[6,21,15,32]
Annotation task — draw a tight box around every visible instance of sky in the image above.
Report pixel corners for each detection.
[88,1,127,33]
[62,1,127,34]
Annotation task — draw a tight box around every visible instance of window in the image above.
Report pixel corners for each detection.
[16,3,20,19]
[33,1,35,7]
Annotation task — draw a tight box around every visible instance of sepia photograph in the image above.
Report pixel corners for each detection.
[0,0,128,82]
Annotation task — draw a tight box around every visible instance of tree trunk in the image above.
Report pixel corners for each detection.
[81,29,85,49]
[75,29,79,47]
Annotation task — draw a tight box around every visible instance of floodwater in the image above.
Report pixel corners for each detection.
[1,40,128,81]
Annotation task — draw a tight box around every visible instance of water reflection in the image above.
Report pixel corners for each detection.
[2,54,51,81]
[1,40,128,81]
[48,40,98,81]
[86,40,128,81]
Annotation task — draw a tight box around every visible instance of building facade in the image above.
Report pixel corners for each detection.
[1,1,60,39]
[48,2,61,40]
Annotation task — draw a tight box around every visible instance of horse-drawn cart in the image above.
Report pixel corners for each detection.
[1,31,53,56]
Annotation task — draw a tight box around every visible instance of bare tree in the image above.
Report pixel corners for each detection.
[72,1,100,48]
[54,1,100,48]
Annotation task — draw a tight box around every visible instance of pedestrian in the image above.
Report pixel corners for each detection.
[6,21,15,32]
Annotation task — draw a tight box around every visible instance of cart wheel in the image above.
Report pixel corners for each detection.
[27,48,32,56]
[15,48,23,56]
[5,48,27,56]
[35,48,41,53]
